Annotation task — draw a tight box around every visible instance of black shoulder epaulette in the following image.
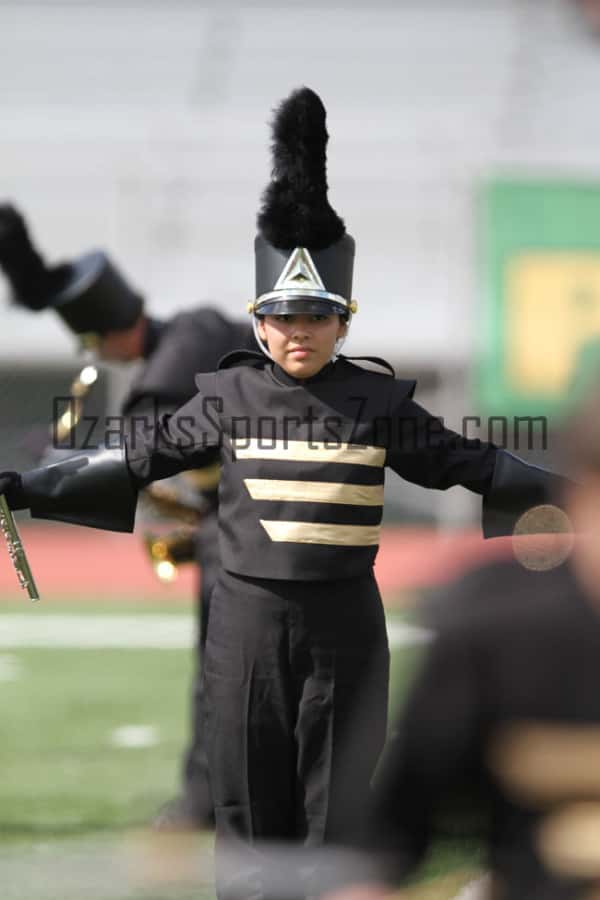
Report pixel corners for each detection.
[338,354,395,377]
[397,378,417,401]
[218,350,268,370]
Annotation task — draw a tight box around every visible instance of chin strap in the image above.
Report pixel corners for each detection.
[332,330,348,360]
[252,315,275,362]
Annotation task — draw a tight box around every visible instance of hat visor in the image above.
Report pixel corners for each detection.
[257,297,348,316]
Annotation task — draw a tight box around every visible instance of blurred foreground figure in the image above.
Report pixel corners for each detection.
[0,202,256,829]
[321,392,600,900]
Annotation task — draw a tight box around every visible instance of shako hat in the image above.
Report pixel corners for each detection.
[251,87,357,319]
[0,204,143,342]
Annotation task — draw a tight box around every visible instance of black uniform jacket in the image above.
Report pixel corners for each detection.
[123,353,556,581]
[122,308,255,505]
[123,309,255,417]
[363,559,600,900]
[21,353,568,573]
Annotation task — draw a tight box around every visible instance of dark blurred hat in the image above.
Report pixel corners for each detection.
[46,251,144,340]
[0,204,143,339]
[251,88,357,319]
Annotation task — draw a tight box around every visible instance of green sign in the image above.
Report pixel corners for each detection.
[479,179,600,418]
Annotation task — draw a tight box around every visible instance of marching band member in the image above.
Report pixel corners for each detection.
[0,87,569,898]
[0,204,256,829]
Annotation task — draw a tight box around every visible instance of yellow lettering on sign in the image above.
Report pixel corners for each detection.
[506,253,600,395]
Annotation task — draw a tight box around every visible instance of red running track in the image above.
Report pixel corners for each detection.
[0,525,514,604]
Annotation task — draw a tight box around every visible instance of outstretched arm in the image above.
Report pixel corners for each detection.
[0,377,222,532]
[387,394,571,537]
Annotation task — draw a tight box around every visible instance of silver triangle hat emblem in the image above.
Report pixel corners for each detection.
[273,247,326,292]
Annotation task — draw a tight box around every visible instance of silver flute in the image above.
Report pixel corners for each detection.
[0,494,40,601]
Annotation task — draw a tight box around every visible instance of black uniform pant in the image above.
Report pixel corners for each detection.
[202,569,390,900]
[181,512,220,816]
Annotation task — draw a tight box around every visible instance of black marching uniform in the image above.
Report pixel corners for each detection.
[14,350,568,898]
[124,351,500,856]
[358,559,600,900]
[0,89,572,899]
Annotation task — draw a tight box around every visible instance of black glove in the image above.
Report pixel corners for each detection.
[0,471,28,510]
[0,204,71,309]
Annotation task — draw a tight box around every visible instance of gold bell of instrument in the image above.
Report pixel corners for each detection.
[143,527,198,584]
[52,365,99,444]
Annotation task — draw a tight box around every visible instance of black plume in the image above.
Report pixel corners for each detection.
[257,87,346,251]
[0,204,69,309]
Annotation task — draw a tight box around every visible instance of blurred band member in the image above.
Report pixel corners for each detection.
[0,204,256,828]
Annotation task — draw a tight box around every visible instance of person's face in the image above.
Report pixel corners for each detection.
[257,313,347,379]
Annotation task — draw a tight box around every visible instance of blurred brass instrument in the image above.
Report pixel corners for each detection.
[144,527,198,584]
[0,495,40,601]
[142,465,220,583]
[52,364,99,443]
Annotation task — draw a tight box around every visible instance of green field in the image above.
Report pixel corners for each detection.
[0,597,481,900]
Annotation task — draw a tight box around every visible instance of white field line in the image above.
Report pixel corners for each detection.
[0,614,431,650]
[451,875,491,900]
[110,724,160,748]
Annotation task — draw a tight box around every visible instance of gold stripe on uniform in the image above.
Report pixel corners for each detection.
[232,438,386,467]
[260,520,381,546]
[245,479,384,507]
